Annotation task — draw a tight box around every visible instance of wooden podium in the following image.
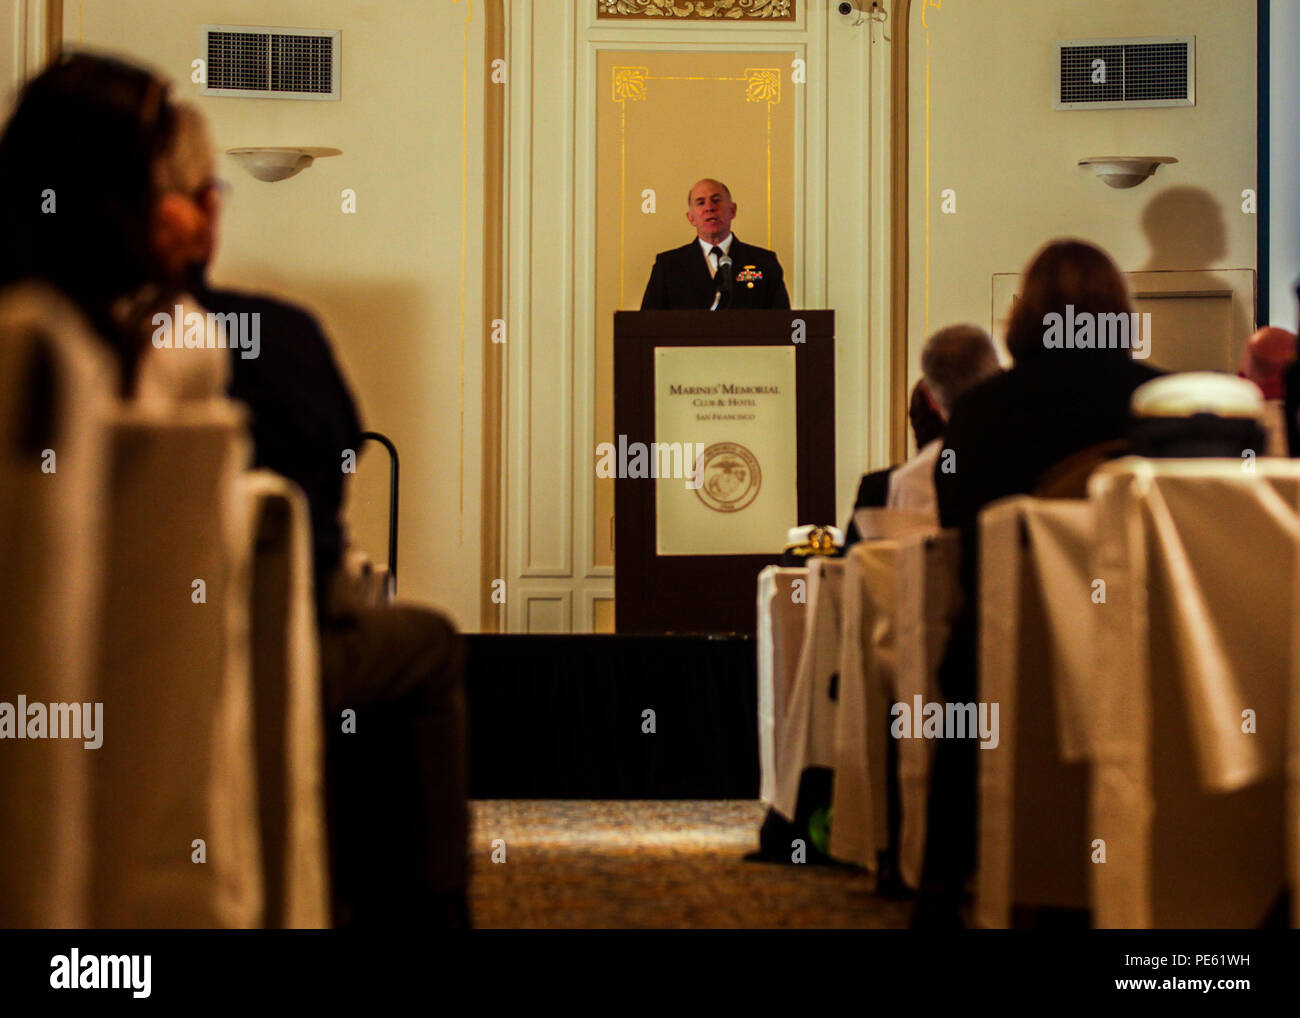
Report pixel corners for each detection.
[613,310,835,634]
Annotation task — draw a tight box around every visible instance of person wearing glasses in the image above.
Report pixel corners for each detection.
[0,53,226,407]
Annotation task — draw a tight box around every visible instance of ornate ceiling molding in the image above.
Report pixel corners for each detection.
[597,0,795,21]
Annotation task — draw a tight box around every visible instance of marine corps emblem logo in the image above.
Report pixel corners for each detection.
[695,442,761,513]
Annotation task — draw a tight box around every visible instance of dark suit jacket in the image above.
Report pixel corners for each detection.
[841,467,894,549]
[640,236,790,310]
[933,351,1161,703]
[196,281,363,616]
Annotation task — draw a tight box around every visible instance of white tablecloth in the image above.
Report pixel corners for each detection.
[757,567,808,805]
[767,559,844,821]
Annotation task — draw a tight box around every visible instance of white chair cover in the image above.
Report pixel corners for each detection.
[91,404,263,927]
[976,497,1093,929]
[241,471,330,928]
[1088,458,1300,928]
[0,283,116,927]
[828,529,958,883]
[893,531,961,888]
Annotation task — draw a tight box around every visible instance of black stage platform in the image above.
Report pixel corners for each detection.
[465,634,759,799]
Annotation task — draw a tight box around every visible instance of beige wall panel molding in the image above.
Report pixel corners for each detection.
[523,589,574,633]
[506,1,577,588]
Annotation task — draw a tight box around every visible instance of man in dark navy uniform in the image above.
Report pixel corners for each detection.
[640,178,790,310]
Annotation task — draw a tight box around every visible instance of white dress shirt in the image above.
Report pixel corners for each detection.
[698,234,734,278]
[886,438,942,518]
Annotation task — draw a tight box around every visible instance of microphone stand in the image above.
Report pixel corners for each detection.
[709,253,733,311]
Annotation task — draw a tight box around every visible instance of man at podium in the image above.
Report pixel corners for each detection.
[640,178,790,311]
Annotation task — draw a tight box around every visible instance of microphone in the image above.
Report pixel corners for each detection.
[710,253,734,311]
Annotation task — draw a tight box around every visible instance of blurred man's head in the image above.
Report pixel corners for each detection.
[1239,326,1296,400]
[151,102,221,285]
[920,324,1000,420]
[685,179,736,245]
[908,378,945,448]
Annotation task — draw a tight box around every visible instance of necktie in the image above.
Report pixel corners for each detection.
[710,245,724,277]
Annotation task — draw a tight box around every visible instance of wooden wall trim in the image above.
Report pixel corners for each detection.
[889,0,911,464]
[45,0,62,60]
[480,0,506,631]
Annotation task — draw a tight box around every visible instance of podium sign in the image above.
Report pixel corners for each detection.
[614,310,835,634]
[654,344,799,556]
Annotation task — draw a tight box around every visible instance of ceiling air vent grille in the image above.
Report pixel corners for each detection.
[201,25,340,100]
[1055,37,1193,110]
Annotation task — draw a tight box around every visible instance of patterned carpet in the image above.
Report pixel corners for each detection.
[469,800,913,929]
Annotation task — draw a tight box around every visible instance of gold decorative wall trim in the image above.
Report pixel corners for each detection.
[610,60,784,304]
[597,0,794,21]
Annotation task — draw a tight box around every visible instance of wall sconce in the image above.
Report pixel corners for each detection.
[1078,156,1178,190]
[225,147,342,182]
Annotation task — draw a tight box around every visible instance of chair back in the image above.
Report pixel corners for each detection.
[0,284,115,927]
[90,404,263,927]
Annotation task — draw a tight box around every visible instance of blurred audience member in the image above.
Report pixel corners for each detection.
[936,240,1160,530]
[909,373,947,450]
[842,380,946,546]
[1239,326,1295,456]
[1241,326,1296,399]
[0,53,224,404]
[886,324,1000,516]
[1284,286,1300,456]
[158,102,469,929]
[919,239,1160,927]
[0,55,468,930]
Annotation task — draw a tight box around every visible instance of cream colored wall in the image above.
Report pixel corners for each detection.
[908,0,1258,392]
[65,0,487,630]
